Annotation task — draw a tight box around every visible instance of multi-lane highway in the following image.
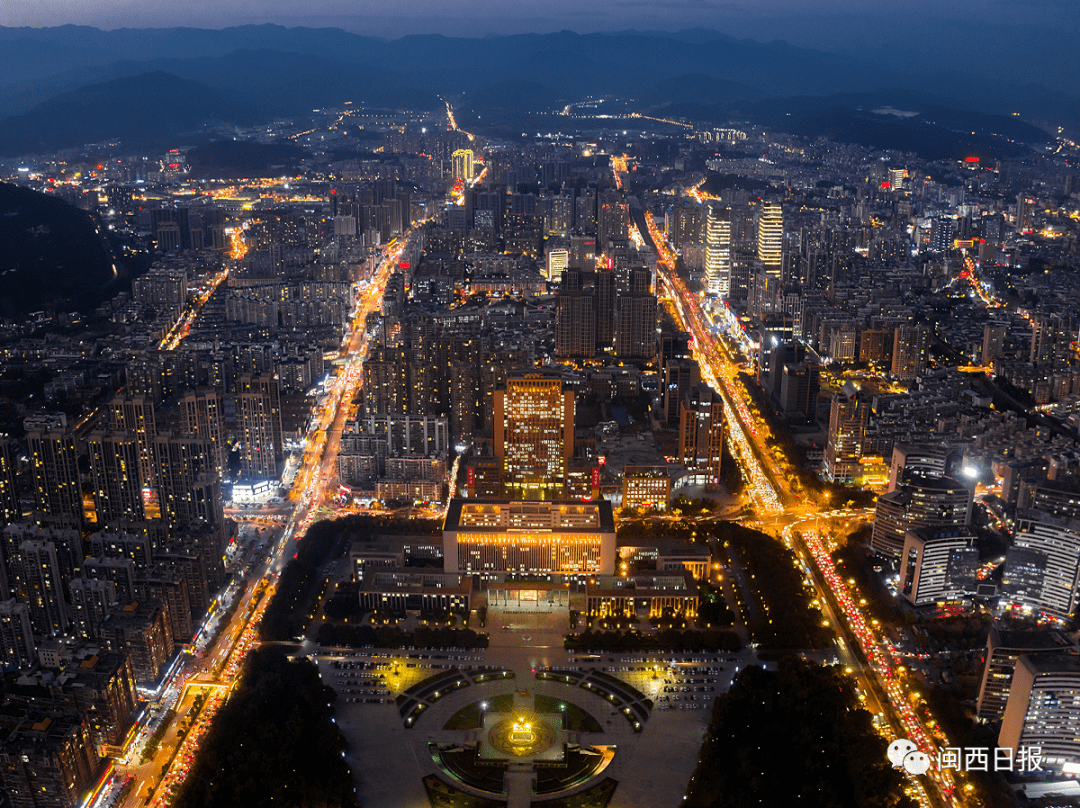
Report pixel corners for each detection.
[627,191,958,806]
[101,232,414,808]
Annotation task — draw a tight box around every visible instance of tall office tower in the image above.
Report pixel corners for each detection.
[976,627,1076,720]
[1001,510,1080,619]
[569,234,596,270]
[677,386,725,480]
[756,200,784,276]
[546,248,569,282]
[981,323,1008,364]
[547,195,573,238]
[236,373,283,479]
[179,387,225,477]
[824,383,869,483]
[25,414,82,527]
[1030,312,1074,367]
[597,190,628,249]
[662,360,700,425]
[555,289,596,358]
[928,217,956,252]
[897,527,979,606]
[494,375,575,500]
[1015,193,1035,233]
[0,434,18,526]
[153,434,221,533]
[704,204,732,297]
[106,394,157,484]
[891,323,931,380]
[17,539,71,635]
[870,476,974,557]
[0,599,36,669]
[575,189,597,237]
[595,269,617,350]
[87,431,145,524]
[615,269,657,360]
[451,149,474,183]
[888,168,908,190]
[69,578,117,640]
[999,653,1080,766]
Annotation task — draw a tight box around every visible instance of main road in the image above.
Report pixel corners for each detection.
[627,195,956,807]
[109,231,415,808]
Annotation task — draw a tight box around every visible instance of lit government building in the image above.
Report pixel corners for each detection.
[356,499,699,619]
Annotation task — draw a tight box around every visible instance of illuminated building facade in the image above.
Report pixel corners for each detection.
[704,204,731,297]
[756,200,783,275]
[1000,652,1080,767]
[452,149,474,183]
[1001,510,1080,619]
[621,466,671,511]
[87,432,145,524]
[677,386,724,480]
[494,376,575,499]
[26,415,82,527]
[442,499,616,575]
[976,627,1076,721]
[898,527,978,606]
[824,383,869,483]
[869,476,973,557]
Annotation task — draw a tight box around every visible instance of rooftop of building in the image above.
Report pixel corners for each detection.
[444,498,615,533]
[989,627,1076,652]
[1018,650,1080,676]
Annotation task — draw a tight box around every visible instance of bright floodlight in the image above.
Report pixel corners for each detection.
[962,466,978,479]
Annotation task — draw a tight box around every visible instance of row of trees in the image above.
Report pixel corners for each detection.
[317,622,489,649]
[564,628,742,653]
[260,517,353,642]
[172,648,359,808]
[685,657,913,808]
[713,521,830,650]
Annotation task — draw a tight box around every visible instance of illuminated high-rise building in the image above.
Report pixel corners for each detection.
[999,653,1080,767]
[153,434,221,534]
[545,248,569,282]
[25,414,82,527]
[106,394,157,485]
[677,386,724,480]
[179,387,225,477]
[87,431,145,524]
[704,204,731,297]
[824,383,869,483]
[756,200,784,276]
[891,323,931,380]
[452,149,474,183]
[236,373,283,480]
[870,476,973,557]
[1001,510,1080,619]
[494,375,575,499]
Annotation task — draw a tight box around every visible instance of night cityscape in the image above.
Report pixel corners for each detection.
[0,3,1079,807]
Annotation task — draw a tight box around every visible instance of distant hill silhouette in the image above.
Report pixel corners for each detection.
[0,71,254,156]
[762,106,1041,160]
[0,183,120,317]
[0,26,1057,160]
[186,140,308,178]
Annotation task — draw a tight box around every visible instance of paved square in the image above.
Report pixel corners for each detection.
[313,613,759,807]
